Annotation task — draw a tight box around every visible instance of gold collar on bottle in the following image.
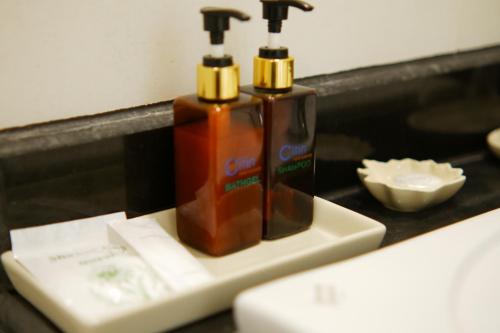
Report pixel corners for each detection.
[253,56,294,90]
[197,64,239,101]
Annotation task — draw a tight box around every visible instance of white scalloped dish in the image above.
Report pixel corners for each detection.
[487,128,500,159]
[357,159,466,212]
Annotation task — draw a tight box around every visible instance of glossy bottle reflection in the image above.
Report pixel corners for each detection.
[174,94,263,255]
[242,85,316,239]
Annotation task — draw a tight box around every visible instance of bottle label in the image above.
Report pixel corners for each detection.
[277,159,312,175]
[224,157,257,177]
[223,157,261,193]
[224,175,261,192]
[279,144,309,162]
[276,143,313,175]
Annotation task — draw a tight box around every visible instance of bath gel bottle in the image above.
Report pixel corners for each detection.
[241,0,316,239]
[174,8,264,256]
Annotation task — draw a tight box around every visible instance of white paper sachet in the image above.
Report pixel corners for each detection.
[10,212,170,323]
[108,215,213,292]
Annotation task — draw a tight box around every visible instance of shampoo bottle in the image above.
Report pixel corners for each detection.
[241,0,316,239]
[174,8,264,256]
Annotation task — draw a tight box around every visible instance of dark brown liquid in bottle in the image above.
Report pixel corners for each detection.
[174,94,264,256]
[241,85,316,239]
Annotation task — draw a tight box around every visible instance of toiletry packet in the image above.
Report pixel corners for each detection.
[109,215,212,292]
[10,212,170,323]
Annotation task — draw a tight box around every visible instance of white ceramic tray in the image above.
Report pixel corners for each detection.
[2,196,386,333]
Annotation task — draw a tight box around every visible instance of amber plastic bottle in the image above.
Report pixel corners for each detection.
[174,8,263,256]
[241,85,315,238]
[242,0,316,239]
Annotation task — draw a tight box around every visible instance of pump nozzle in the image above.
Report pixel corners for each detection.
[197,8,250,101]
[253,0,313,90]
[201,8,250,58]
[261,0,313,33]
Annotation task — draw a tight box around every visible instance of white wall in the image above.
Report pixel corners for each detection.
[1,0,500,130]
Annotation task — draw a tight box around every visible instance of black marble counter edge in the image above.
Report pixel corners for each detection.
[1,44,500,159]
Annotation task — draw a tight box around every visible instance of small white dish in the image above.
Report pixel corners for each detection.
[357,158,466,212]
[487,128,500,159]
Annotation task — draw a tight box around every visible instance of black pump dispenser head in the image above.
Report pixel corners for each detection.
[259,0,313,57]
[200,7,250,67]
[262,0,313,33]
[198,8,250,101]
[253,0,313,89]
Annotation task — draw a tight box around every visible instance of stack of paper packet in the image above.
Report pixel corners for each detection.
[10,212,212,323]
